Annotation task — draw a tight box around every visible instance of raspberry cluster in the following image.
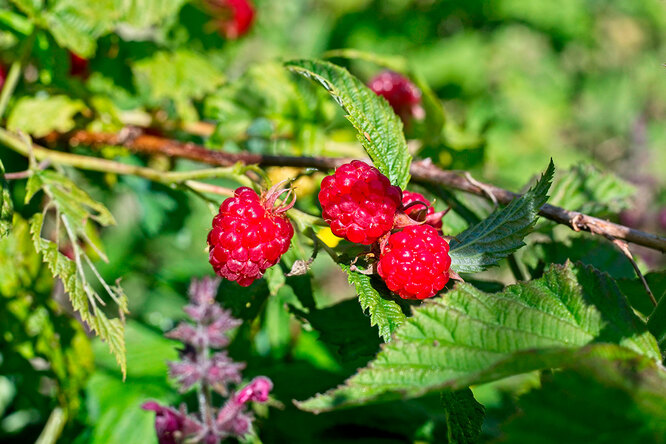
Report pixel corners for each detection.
[318,161,451,300]
[208,184,294,287]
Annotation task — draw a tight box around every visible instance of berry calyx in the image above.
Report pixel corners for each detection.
[377,225,451,300]
[208,184,295,287]
[401,190,444,230]
[318,160,402,245]
[368,71,422,121]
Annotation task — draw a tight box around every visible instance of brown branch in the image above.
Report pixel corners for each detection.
[62,129,666,253]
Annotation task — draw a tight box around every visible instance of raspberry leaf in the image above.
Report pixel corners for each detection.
[342,265,406,342]
[11,0,188,57]
[501,353,666,442]
[449,159,555,273]
[0,160,12,238]
[26,170,129,377]
[441,389,484,444]
[286,59,412,189]
[295,263,660,412]
[7,95,87,138]
[546,163,635,219]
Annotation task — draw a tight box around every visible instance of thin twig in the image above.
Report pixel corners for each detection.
[54,129,666,253]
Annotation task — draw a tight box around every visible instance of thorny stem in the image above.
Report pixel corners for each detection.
[58,128,666,253]
[2,127,666,253]
[0,128,238,196]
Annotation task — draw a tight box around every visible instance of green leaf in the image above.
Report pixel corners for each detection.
[342,264,406,342]
[0,160,12,238]
[26,170,128,376]
[547,163,635,218]
[449,160,554,273]
[501,350,666,443]
[286,59,411,189]
[296,263,659,412]
[7,95,86,138]
[132,50,225,121]
[618,272,666,318]
[441,389,485,444]
[647,287,666,352]
[11,0,188,57]
[291,298,381,361]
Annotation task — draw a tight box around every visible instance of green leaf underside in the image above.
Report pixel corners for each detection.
[26,170,128,375]
[296,263,659,412]
[502,351,666,443]
[286,59,411,189]
[0,160,12,238]
[342,264,406,342]
[442,389,485,444]
[449,160,555,273]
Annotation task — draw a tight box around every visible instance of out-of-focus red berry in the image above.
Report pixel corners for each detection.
[368,71,422,121]
[207,0,255,39]
[69,52,89,78]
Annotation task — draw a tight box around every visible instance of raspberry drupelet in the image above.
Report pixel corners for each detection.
[318,160,402,245]
[208,184,294,287]
[377,224,451,300]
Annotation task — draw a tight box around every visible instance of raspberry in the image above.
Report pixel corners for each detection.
[402,190,443,230]
[318,160,402,245]
[0,65,5,90]
[377,225,451,300]
[208,184,294,287]
[368,71,422,120]
[69,52,88,77]
[207,0,255,39]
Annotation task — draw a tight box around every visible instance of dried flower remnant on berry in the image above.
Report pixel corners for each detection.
[377,225,451,299]
[208,184,295,287]
[143,277,273,443]
[318,160,402,245]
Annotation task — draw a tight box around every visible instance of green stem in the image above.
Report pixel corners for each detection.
[35,407,67,444]
[0,128,239,195]
[0,32,35,120]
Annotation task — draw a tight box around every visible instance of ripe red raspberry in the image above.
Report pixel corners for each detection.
[318,160,402,245]
[368,71,422,121]
[0,65,6,90]
[208,184,294,287]
[402,190,443,231]
[377,225,451,300]
[207,0,255,39]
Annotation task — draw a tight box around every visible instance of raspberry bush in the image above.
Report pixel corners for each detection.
[0,2,665,444]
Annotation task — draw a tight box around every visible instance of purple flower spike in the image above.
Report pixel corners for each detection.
[144,277,273,443]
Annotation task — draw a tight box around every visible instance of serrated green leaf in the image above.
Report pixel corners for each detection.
[286,59,411,188]
[7,95,86,137]
[296,263,659,412]
[501,350,666,443]
[449,160,554,273]
[547,163,635,218]
[25,170,128,375]
[618,271,666,318]
[342,264,406,342]
[441,389,485,444]
[0,160,12,238]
